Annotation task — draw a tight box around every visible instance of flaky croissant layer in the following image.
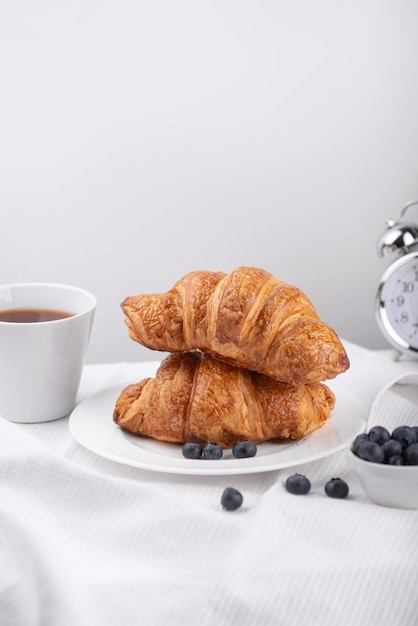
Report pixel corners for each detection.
[121,266,349,384]
[113,352,335,448]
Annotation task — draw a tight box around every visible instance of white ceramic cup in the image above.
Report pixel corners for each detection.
[0,283,96,423]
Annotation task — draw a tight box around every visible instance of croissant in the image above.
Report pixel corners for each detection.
[113,352,335,448]
[121,266,349,384]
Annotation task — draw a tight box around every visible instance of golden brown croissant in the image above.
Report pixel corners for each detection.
[113,352,335,448]
[121,266,349,384]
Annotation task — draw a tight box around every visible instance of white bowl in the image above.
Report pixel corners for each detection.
[347,448,418,509]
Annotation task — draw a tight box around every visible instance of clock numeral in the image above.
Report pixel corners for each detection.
[396,295,405,306]
[402,281,414,293]
[401,312,409,323]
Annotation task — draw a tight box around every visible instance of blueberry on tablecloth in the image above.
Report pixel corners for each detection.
[221,487,243,511]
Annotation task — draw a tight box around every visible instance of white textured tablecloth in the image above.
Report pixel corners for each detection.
[1,340,418,626]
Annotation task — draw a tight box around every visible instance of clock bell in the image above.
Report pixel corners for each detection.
[377,200,418,258]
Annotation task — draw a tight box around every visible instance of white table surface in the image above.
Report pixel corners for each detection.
[1,340,417,626]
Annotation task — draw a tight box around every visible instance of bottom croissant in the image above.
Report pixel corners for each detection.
[113,352,335,448]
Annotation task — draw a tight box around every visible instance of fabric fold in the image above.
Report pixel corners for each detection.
[327,340,418,420]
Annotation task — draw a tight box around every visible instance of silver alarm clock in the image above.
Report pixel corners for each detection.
[376,200,418,355]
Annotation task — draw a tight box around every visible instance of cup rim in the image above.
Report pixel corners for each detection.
[0,282,96,324]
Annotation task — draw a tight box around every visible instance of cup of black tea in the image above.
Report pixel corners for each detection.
[0,283,96,423]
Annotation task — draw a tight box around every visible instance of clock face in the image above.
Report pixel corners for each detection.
[376,252,418,352]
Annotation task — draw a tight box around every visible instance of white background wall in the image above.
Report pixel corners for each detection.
[2,0,418,363]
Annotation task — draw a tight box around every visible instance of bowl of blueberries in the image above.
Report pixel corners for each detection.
[348,424,418,509]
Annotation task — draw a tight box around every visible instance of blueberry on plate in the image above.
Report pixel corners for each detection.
[391,426,417,450]
[182,442,202,459]
[232,440,257,458]
[285,473,311,495]
[324,477,349,499]
[202,443,223,460]
[356,440,385,464]
[221,487,243,511]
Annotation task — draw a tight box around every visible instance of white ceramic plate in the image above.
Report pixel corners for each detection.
[69,380,366,475]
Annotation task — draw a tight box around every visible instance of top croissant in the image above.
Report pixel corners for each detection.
[121,266,349,384]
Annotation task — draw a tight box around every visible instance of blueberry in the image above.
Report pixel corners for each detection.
[403,442,418,465]
[202,443,223,460]
[232,440,257,458]
[388,455,404,465]
[182,442,202,459]
[351,433,369,455]
[391,426,417,450]
[285,473,311,495]
[324,478,349,499]
[221,487,243,511]
[356,441,385,464]
[381,439,403,460]
[368,426,390,445]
